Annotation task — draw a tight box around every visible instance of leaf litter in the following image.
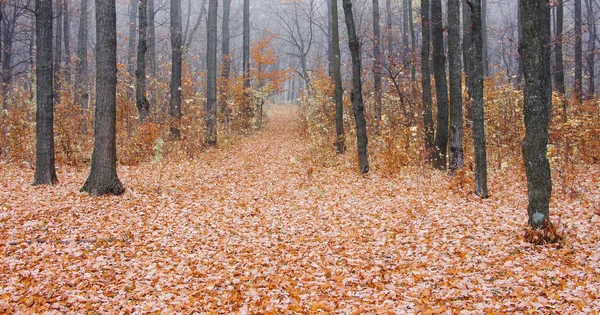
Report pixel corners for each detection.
[1,106,599,314]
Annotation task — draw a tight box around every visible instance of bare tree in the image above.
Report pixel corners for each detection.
[136,0,150,122]
[520,0,552,228]
[127,0,137,76]
[206,0,218,146]
[372,0,382,134]
[575,0,583,105]
[81,0,124,196]
[75,0,89,109]
[421,0,434,160]
[431,0,449,169]
[468,0,488,198]
[448,0,463,171]
[169,0,183,139]
[585,0,595,98]
[332,0,345,154]
[343,0,369,174]
[243,0,250,92]
[33,0,57,186]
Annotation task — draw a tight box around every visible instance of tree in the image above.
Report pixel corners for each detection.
[206,0,218,146]
[372,0,382,134]
[519,0,552,228]
[33,0,57,186]
[482,0,488,76]
[81,0,124,196]
[468,0,488,198]
[220,0,231,124]
[54,1,63,101]
[331,0,345,154]
[575,0,582,106]
[136,0,150,122]
[554,0,565,96]
[127,0,137,76]
[585,0,595,98]
[63,0,70,69]
[169,0,183,139]
[75,0,89,108]
[448,0,463,171]
[243,0,250,92]
[421,0,434,160]
[147,0,156,76]
[342,0,369,174]
[431,0,448,169]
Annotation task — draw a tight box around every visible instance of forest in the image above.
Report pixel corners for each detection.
[0,0,599,312]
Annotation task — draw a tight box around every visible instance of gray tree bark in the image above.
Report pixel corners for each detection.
[332,0,345,154]
[243,0,250,91]
[148,0,156,76]
[206,0,218,146]
[220,0,231,124]
[482,0,488,76]
[169,0,183,139]
[575,0,583,105]
[75,0,89,109]
[136,0,150,122]
[33,0,57,186]
[431,0,449,170]
[127,0,137,76]
[63,0,70,67]
[81,0,124,196]
[343,0,369,174]
[585,0,595,98]
[448,0,463,171]
[554,0,564,95]
[421,0,434,160]
[54,3,63,101]
[519,0,552,228]
[468,0,488,198]
[372,0,382,134]
[463,0,473,119]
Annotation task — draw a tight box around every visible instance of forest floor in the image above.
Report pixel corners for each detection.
[1,105,600,314]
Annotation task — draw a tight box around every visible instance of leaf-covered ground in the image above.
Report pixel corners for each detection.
[1,106,599,314]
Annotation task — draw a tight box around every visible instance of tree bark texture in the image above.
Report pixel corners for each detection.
[421,0,434,160]
[169,0,183,139]
[127,0,137,76]
[431,0,449,170]
[519,0,552,228]
[575,0,582,106]
[54,3,63,101]
[585,0,595,98]
[469,0,488,198]
[372,0,382,134]
[81,0,124,196]
[448,0,463,171]
[243,0,250,90]
[343,0,369,174]
[136,0,150,122]
[76,0,89,108]
[206,0,218,146]
[148,0,156,76]
[63,0,71,67]
[554,0,564,95]
[332,0,345,154]
[33,0,58,186]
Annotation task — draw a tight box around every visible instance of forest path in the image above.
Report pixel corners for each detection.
[1,105,599,313]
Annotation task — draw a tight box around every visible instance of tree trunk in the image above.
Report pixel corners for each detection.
[554,0,564,94]
[127,0,137,76]
[343,0,369,174]
[386,0,392,56]
[431,0,449,170]
[81,0,124,196]
[63,0,70,66]
[448,0,463,171]
[76,0,89,109]
[148,0,156,77]
[408,0,416,80]
[243,0,250,91]
[169,0,183,139]
[481,0,488,76]
[586,0,595,98]
[332,0,345,154]
[516,3,522,88]
[519,0,552,228]
[1,10,13,110]
[575,0,583,106]
[327,0,334,77]
[468,0,488,198]
[183,0,207,53]
[54,3,63,102]
[463,0,473,119]
[373,0,382,134]
[421,0,434,161]
[402,0,409,62]
[220,0,231,125]
[33,0,57,186]
[206,0,218,146]
[136,0,150,122]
